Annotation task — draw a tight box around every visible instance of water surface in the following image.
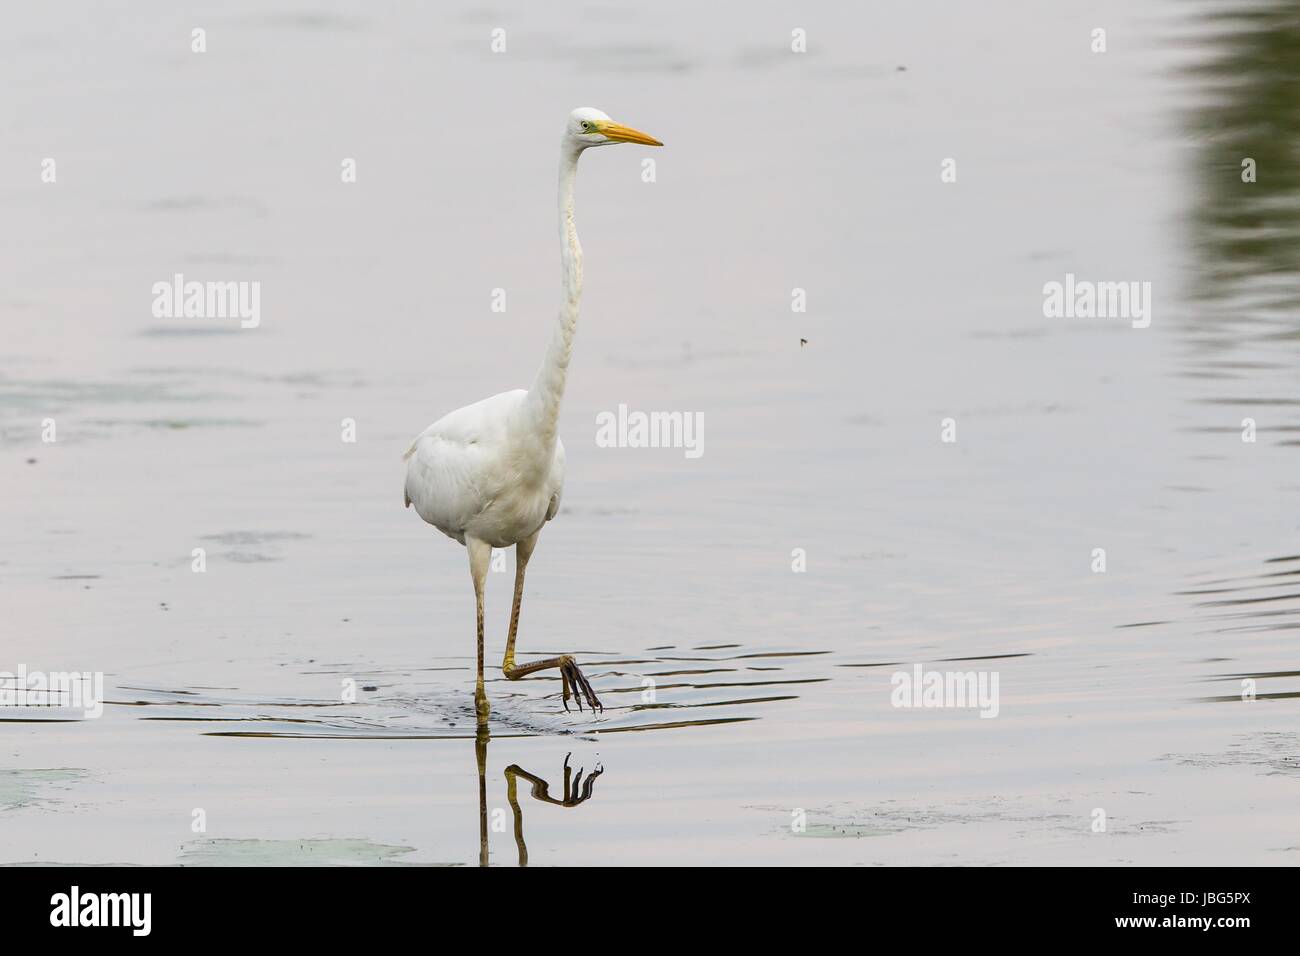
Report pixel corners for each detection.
[2,0,1298,865]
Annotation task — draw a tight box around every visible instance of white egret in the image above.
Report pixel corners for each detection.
[404,107,663,725]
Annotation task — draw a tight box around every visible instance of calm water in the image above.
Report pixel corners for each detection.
[2,0,1297,865]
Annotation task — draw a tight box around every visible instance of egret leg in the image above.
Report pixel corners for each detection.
[501,531,602,712]
[467,536,492,725]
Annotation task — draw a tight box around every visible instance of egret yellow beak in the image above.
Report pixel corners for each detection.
[596,121,663,146]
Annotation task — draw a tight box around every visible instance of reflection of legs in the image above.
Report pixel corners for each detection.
[475,727,489,867]
[505,769,528,867]
[467,537,491,725]
[501,531,601,711]
[504,754,602,868]
[506,753,604,807]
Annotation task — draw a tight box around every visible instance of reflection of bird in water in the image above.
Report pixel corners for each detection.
[404,109,663,725]
[476,731,603,867]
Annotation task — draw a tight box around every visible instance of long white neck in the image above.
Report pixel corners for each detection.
[526,142,583,449]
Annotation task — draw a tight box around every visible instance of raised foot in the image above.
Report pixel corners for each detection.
[559,655,602,713]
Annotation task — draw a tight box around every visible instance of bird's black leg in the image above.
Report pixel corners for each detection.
[500,532,602,712]
[506,654,602,712]
[467,537,492,725]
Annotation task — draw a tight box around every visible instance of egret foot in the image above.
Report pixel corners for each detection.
[475,689,491,723]
[559,655,602,713]
[499,533,602,715]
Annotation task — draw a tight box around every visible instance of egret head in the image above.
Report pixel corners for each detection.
[565,107,663,150]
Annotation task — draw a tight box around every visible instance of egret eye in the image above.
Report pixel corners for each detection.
[580,121,590,131]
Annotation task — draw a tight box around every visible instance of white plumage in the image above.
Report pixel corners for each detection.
[402,107,662,723]
[404,389,565,549]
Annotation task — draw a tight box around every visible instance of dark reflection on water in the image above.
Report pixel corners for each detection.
[1182,553,1300,702]
[1183,0,1300,399]
[104,639,828,739]
[1180,1,1300,702]
[476,735,604,868]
